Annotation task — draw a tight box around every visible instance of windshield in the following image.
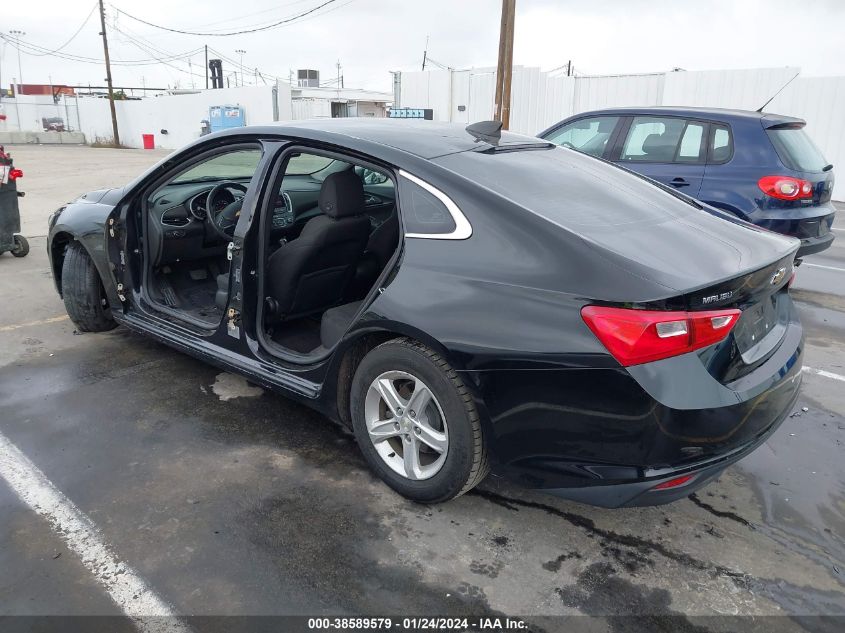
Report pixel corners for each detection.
[767,128,828,172]
[286,154,336,175]
[173,149,262,183]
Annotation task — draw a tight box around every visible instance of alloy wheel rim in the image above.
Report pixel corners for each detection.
[364,370,449,480]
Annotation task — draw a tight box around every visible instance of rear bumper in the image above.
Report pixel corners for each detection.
[542,386,798,508]
[750,203,836,256]
[796,231,835,257]
[476,307,804,508]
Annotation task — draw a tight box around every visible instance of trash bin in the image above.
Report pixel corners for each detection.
[0,145,29,257]
[142,134,155,150]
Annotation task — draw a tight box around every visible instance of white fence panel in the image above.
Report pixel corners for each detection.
[767,76,845,199]
[662,67,798,110]
[573,73,664,114]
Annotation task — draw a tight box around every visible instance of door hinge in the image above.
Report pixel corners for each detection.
[226,241,241,261]
[116,282,126,302]
[226,307,241,338]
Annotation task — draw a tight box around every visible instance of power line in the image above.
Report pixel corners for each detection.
[192,0,316,29]
[0,33,202,66]
[112,0,347,37]
[207,47,284,84]
[111,24,205,80]
[25,2,99,56]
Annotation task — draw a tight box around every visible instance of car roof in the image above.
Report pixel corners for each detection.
[564,106,804,126]
[212,119,542,160]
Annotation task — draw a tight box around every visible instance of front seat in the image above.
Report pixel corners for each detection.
[265,170,371,322]
[640,133,675,162]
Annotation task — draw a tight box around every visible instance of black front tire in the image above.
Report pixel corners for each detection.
[350,338,489,503]
[11,235,29,257]
[61,241,118,332]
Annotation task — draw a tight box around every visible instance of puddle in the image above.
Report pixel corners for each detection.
[210,372,264,401]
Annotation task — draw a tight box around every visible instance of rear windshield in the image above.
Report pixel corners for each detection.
[767,128,828,172]
[434,146,699,228]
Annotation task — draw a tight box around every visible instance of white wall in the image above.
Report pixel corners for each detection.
[0,94,74,133]
[662,67,798,110]
[399,66,845,198]
[72,84,293,150]
[767,76,845,198]
[291,98,332,119]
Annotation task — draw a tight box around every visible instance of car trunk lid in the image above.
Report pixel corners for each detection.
[680,253,795,381]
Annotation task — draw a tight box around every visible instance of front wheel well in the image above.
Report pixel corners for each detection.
[50,232,76,296]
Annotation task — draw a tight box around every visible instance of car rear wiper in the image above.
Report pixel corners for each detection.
[823,163,834,172]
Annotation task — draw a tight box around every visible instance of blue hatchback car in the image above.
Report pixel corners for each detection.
[539,107,836,257]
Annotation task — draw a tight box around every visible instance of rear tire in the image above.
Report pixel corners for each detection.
[11,235,29,257]
[61,241,117,332]
[350,338,489,503]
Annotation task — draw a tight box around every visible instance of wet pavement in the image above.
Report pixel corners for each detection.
[0,147,843,631]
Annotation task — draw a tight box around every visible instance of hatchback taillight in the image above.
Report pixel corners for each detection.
[758,175,813,200]
[580,306,742,367]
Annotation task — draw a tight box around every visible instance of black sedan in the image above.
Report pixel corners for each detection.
[47,119,803,507]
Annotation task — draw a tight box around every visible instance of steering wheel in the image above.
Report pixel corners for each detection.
[206,181,248,240]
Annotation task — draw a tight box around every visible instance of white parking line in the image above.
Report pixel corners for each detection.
[803,366,845,383]
[0,431,191,633]
[831,227,844,233]
[802,263,845,273]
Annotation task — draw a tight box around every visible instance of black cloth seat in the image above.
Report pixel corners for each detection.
[320,300,363,348]
[366,211,400,271]
[266,170,371,322]
[346,211,400,301]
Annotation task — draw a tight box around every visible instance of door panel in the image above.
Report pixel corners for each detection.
[615,116,706,197]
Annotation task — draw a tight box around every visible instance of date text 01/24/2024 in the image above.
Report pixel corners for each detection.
[307,617,529,631]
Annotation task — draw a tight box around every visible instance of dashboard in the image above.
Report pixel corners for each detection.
[146,173,396,266]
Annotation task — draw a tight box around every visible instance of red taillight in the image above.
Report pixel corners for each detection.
[651,474,695,491]
[758,175,813,200]
[9,168,23,181]
[580,306,742,367]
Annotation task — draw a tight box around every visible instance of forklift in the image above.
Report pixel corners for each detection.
[0,145,28,257]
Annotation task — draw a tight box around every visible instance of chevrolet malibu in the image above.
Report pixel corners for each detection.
[47,119,803,507]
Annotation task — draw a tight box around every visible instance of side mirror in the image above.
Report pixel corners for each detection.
[360,168,388,185]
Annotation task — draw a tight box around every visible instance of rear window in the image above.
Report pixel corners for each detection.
[767,128,828,172]
[434,146,699,229]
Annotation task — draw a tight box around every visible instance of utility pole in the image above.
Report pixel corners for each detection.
[97,0,120,146]
[9,30,25,95]
[205,45,209,89]
[235,49,246,86]
[567,60,572,76]
[493,0,515,129]
[336,60,341,89]
[422,35,429,71]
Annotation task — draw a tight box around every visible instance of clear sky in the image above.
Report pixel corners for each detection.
[2,0,844,93]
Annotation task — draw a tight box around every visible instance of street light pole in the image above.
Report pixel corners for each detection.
[235,49,246,87]
[9,30,25,94]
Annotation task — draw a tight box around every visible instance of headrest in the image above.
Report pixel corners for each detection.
[641,133,672,157]
[318,170,365,219]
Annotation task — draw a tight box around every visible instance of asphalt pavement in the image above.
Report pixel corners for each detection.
[0,145,842,632]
